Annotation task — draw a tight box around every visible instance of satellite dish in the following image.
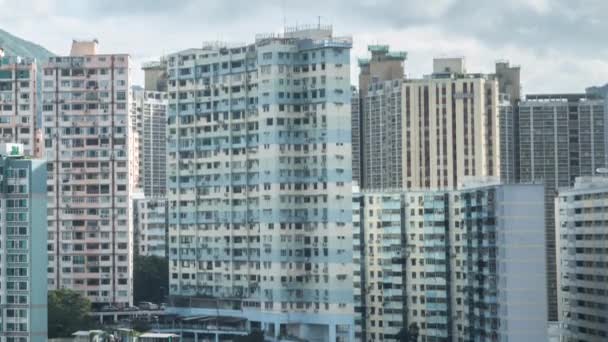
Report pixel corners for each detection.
[597,168,608,174]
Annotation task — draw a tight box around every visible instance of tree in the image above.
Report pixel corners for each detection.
[48,289,96,338]
[408,323,419,342]
[133,255,168,304]
[131,319,151,333]
[396,323,419,342]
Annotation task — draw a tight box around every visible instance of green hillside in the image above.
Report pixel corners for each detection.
[0,28,55,62]
[0,28,56,127]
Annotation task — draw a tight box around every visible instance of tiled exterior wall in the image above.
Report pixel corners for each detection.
[166,29,354,340]
[42,53,135,307]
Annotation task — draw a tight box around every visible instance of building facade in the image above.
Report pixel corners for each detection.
[353,181,548,342]
[166,26,354,341]
[131,88,167,196]
[133,196,167,258]
[352,45,406,187]
[354,54,500,190]
[351,87,360,186]
[494,61,521,185]
[494,61,520,106]
[42,40,135,308]
[518,93,607,321]
[0,56,37,156]
[0,144,48,341]
[498,94,517,184]
[556,177,608,341]
[142,59,168,92]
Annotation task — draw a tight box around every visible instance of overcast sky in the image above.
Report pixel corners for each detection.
[2,0,607,94]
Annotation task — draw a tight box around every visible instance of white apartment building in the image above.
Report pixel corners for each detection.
[354,181,548,342]
[166,26,354,341]
[133,196,167,258]
[131,88,167,196]
[0,144,48,342]
[42,40,135,308]
[557,177,608,341]
[0,55,37,156]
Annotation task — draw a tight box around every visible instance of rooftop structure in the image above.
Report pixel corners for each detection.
[69,39,99,56]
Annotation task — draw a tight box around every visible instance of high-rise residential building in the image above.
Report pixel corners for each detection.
[133,196,168,258]
[556,177,608,341]
[33,128,43,158]
[351,87,360,186]
[357,45,406,100]
[130,88,142,192]
[0,143,48,341]
[354,54,500,190]
[518,93,607,321]
[494,61,521,184]
[352,45,406,186]
[494,61,521,105]
[166,26,354,340]
[0,55,37,156]
[42,40,135,308]
[131,88,167,196]
[353,181,548,342]
[142,59,168,92]
[498,94,517,183]
[586,83,608,124]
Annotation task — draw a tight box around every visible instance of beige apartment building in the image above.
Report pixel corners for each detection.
[354,53,500,190]
[42,40,135,308]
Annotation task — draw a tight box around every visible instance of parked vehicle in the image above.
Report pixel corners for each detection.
[138,302,159,310]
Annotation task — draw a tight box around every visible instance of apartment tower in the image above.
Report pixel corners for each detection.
[42,40,135,307]
[353,181,547,341]
[131,88,168,196]
[494,61,521,184]
[498,93,517,183]
[519,93,607,321]
[0,54,37,156]
[355,55,500,190]
[166,26,354,340]
[556,177,608,341]
[142,59,168,93]
[352,45,405,186]
[133,196,168,258]
[0,144,47,341]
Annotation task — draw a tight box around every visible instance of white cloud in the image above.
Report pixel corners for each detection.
[1,0,606,93]
[509,0,551,14]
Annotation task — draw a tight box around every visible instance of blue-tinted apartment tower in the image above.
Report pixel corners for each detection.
[0,144,47,341]
[166,26,354,341]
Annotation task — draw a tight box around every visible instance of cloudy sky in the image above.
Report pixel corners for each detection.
[1,0,607,94]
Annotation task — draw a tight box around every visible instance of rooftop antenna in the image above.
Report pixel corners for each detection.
[282,0,286,32]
